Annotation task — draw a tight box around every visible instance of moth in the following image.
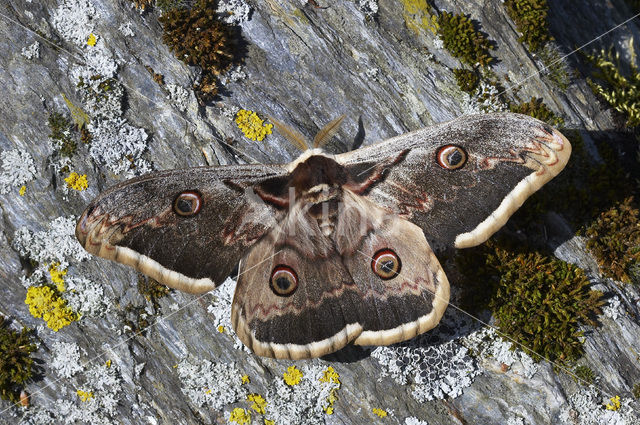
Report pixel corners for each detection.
[76,113,571,359]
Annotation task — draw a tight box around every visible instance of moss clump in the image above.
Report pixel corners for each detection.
[0,316,37,403]
[436,11,493,68]
[585,197,640,284]
[48,112,76,158]
[633,383,640,399]
[159,0,237,102]
[538,43,571,90]
[585,44,640,127]
[509,97,564,126]
[504,0,551,52]
[453,68,479,94]
[458,241,604,362]
[573,365,595,385]
[137,275,171,302]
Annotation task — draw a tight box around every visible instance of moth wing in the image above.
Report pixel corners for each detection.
[76,165,288,294]
[231,190,449,359]
[336,113,571,251]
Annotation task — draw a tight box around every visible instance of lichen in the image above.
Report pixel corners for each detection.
[137,275,171,302]
[373,408,388,418]
[457,240,604,362]
[633,383,640,399]
[177,357,247,410]
[509,97,564,126]
[584,41,640,127]
[0,149,37,195]
[504,0,551,52]
[585,197,640,284]
[436,11,493,67]
[235,109,273,141]
[400,0,438,35]
[25,285,78,331]
[0,316,37,403]
[283,366,303,386]
[64,172,89,191]
[247,393,267,414]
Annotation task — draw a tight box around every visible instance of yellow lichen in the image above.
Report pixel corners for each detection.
[235,109,273,141]
[241,374,250,384]
[87,33,97,46]
[320,366,340,384]
[319,366,340,415]
[372,408,388,418]
[48,262,67,291]
[247,393,267,414]
[64,172,88,191]
[19,185,26,196]
[283,365,303,386]
[264,420,275,425]
[105,359,112,368]
[76,389,94,402]
[25,285,77,331]
[400,0,439,35]
[606,395,621,411]
[217,325,225,333]
[228,407,251,424]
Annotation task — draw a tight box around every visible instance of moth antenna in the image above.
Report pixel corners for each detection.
[269,116,309,152]
[313,114,345,148]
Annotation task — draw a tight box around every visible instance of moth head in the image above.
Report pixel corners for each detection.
[436,145,467,170]
[371,248,402,280]
[270,265,298,296]
[173,191,203,216]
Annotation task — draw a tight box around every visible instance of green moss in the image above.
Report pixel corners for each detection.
[453,68,479,94]
[47,112,76,158]
[159,0,237,102]
[509,97,564,127]
[584,44,640,127]
[0,316,37,403]
[504,0,551,52]
[436,11,493,68]
[137,275,171,302]
[156,0,187,12]
[585,197,640,284]
[633,383,640,399]
[538,43,571,90]
[573,365,595,385]
[458,240,604,363]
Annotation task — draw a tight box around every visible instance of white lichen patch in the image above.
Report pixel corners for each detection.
[177,357,247,410]
[51,341,85,378]
[218,0,252,24]
[72,70,151,176]
[118,22,135,37]
[20,363,124,425]
[357,0,379,17]
[405,417,430,425]
[0,149,37,194]
[52,0,95,47]
[602,295,623,320]
[264,364,341,425]
[461,81,508,114]
[462,327,539,379]
[206,277,249,351]
[21,41,40,59]
[64,276,110,317]
[13,216,90,271]
[166,84,191,112]
[559,387,637,425]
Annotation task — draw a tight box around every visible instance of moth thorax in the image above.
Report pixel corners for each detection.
[306,192,340,237]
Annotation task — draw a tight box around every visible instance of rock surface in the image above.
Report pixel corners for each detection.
[0,0,639,424]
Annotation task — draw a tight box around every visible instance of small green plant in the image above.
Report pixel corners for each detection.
[573,365,595,385]
[538,43,571,90]
[633,383,640,399]
[585,43,640,127]
[509,97,564,126]
[585,197,640,284]
[453,68,479,94]
[458,241,604,363]
[0,316,37,403]
[504,0,551,52]
[159,0,237,102]
[436,11,493,67]
[48,112,76,158]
